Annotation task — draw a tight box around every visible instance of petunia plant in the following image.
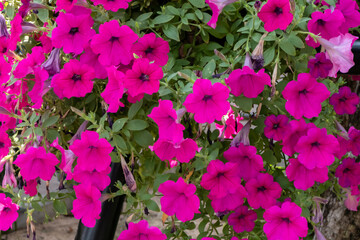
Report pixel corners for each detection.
[0,0,360,240]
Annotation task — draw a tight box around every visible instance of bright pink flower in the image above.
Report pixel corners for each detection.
[52,12,95,54]
[225,66,271,98]
[117,220,166,240]
[329,86,359,115]
[215,108,243,139]
[257,0,293,32]
[223,143,265,181]
[131,33,170,66]
[69,130,113,172]
[334,135,349,159]
[264,114,289,141]
[307,52,333,79]
[210,187,247,212]
[91,0,131,11]
[13,46,45,78]
[13,146,59,181]
[28,67,49,109]
[336,0,360,33]
[158,177,200,222]
[183,78,230,124]
[286,158,328,191]
[0,56,11,85]
[153,138,198,163]
[0,36,14,57]
[308,9,344,41]
[38,33,52,54]
[228,205,257,233]
[296,127,339,169]
[91,20,138,66]
[9,14,22,49]
[263,201,308,240]
[0,193,19,231]
[335,158,360,188]
[0,128,11,158]
[124,58,163,97]
[72,184,102,228]
[245,173,282,209]
[79,46,107,79]
[24,179,38,197]
[282,73,330,119]
[51,138,76,180]
[73,165,111,191]
[101,66,125,113]
[205,0,237,29]
[56,0,78,12]
[344,187,360,211]
[348,127,360,156]
[51,59,95,99]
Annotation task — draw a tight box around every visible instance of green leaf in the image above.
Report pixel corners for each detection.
[234,38,247,51]
[195,9,203,20]
[153,15,174,24]
[163,25,180,41]
[235,96,253,112]
[126,119,148,131]
[264,46,275,66]
[166,6,180,15]
[153,174,170,191]
[188,0,205,8]
[113,135,127,150]
[43,115,59,128]
[37,9,49,22]
[144,199,160,212]
[134,130,153,147]
[226,33,234,46]
[128,100,143,120]
[202,59,216,79]
[288,33,304,48]
[280,38,296,56]
[6,5,15,19]
[53,200,67,215]
[113,118,128,132]
[32,202,43,212]
[110,151,120,163]
[136,12,153,22]
[46,129,60,143]
[262,149,277,165]
[34,127,43,136]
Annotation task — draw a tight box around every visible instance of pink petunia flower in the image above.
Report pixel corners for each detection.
[215,108,243,139]
[307,52,333,79]
[245,173,282,209]
[282,73,330,119]
[51,138,76,180]
[79,46,107,79]
[117,220,167,240]
[72,184,102,228]
[264,114,289,141]
[101,66,125,113]
[257,0,293,32]
[13,46,45,79]
[295,127,339,169]
[13,146,59,181]
[158,177,200,222]
[228,205,257,233]
[51,59,95,99]
[28,67,49,109]
[0,128,11,158]
[91,0,132,11]
[263,201,308,240]
[225,66,271,98]
[286,158,328,191]
[223,143,265,181]
[344,187,360,211]
[0,193,19,231]
[69,130,113,172]
[73,165,111,191]
[335,158,360,188]
[334,135,349,160]
[348,126,360,156]
[329,86,359,115]
[124,58,163,97]
[91,20,138,66]
[210,187,247,213]
[55,0,78,12]
[153,137,198,163]
[0,56,11,85]
[205,0,237,29]
[183,78,230,124]
[336,0,360,33]
[131,33,170,66]
[24,179,38,197]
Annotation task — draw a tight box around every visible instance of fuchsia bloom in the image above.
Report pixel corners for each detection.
[215,108,243,139]
[55,0,78,12]
[131,33,170,66]
[335,158,360,188]
[228,205,257,233]
[296,127,339,169]
[200,160,242,198]
[307,52,333,79]
[28,67,49,109]
[124,58,163,97]
[286,158,328,191]
[245,173,282,209]
[223,143,265,181]
[334,135,349,159]
[13,46,45,78]
[308,9,344,42]
[79,46,107,79]
[329,86,359,115]
[0,56,11,85]
[70,131,113,172]
[117,220,166,240]
[24,179,38,197]
[101,66,125,113]
[348,127,360,156]
[153,138,198,163]
[0,128,11,158]
[91,20,138,66]
[257,0,293,32]
[51,138,76,180]
[264,114,289,141]
[225,66,271,98]
[210,187,247,213]
[183,78,230,124]
[51,59,95,99]
[263,201,308,240]
[72,184,102,228]
[0,193,19,231]
[52,12,95,54]
[205,0,237,29]
[158,177,200,222]
[73,165,111,191]
[13,146,59,181]
[91,0,132,11]
[336,0,360,33]
[282,73,330,119]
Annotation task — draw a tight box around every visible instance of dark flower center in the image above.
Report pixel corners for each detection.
[282,217,291,223]
[139,73,150,82]
[311,141,320,147]
[316,19,326,26]
[88,145,97,149]
[339,97,347,102]
[238,214,245,220]
[0,142,4,148]
[2,47,7,53]
[71,74,82,82]
[299,89,308,95]
[343,168,351,173]
[69,27,79,35]
[217,172,225,178]
[145,47,154,54]
[257,186,266,192]
[110,36,119,42]
[3,207,10,212]
[202,95,213,101]
[274,7,283,15]
[273,123,279,129]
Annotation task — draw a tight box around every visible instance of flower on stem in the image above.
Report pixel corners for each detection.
[329,86,359,115]
[205,0,237,29]
[0,193,19,231]
[264,114,289,141]
[307,52,333,79]
[117,220,166,240]
[228,205,257,233]
[257,0,293,32]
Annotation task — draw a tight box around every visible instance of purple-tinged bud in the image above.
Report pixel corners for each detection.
[68,120,88,145]
[231,120,251,147]
[254,1,262,12]
[2,161,17,188]
[21,21,38,35]
[251,32,267,71]
[0,13,10,38]
[243,52,253,69]
[42,48,61,77]
[120,155,137,192]
[314,226,327,240]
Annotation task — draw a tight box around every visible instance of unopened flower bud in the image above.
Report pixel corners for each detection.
[231,120,251,147]
[120,155,137,192]
[251,32,267,71]
[0,13,10,38]
[254,1,262,12]
[42,48,61,77]
[243,52,253,69]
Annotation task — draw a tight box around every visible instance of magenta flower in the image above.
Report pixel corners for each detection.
[158,177,200,222]
[101,66,125,113]
[308,9,344,41]
[13,146,59,181]
[55,0,77,12]
[307,52,333,79]
[286,158,328,191]
[205,0,237,29]
[28,67,49,109]
[79,46,107,79]
[153,138,198,163]
[91,0,131,11]
[334,135,349,159]
[69,130,113,172]
[228,205,257,233]
[335,158,360,188]
[215,108,243,139]
[296,127,339,169]
[183,78,230,124]
[124,58,163,97]
[329,86,359,115]
[13,46,45,79]
[131,33,170,66]
[264,114,289,141]
[51,59,95,99]
[91,20,138,66]
[24,179,38,197]
[0,56,11,85]
[0,128,11,158]
[344,187,360,211]
[263,201,308,240]
[73,165,111,191]
[348,127,360,156]
[336,0,360,33]
[225,66,271,98]
[223,143,265,181]
[257,0,293,32]
[72,184,102,228]
[245,173,282,209]
[51,138,76,180]
[282,73,330,119]
[0,193,19,231]
[210,187,247,212]
[117,220,166,240]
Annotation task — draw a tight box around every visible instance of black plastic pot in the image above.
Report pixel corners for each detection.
[347,40,360,75]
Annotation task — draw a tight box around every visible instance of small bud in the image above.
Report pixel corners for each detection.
[314,226,327,240]
[21,22,38,34]
[68,120,88,145]
[42,48,61,77]
[214,49,227,62]
[144,207,149,215]
[251,32,267,71]
[2,161,17,188]
[270,62,278,97]
[243,52,253,69]
[231,120,251,147]
[0,13,10,38]
[120,155,137,192]
[254,1,262,12]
